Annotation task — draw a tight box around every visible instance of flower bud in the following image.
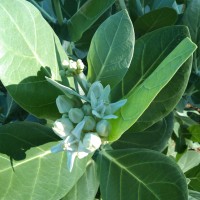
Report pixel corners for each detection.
[62,59,70,69]
[53,118,74,138]
[96,120,110,137]
[69,60,77,70]
[87,81,103,100]
[69,108,84,124]
[76,59,85,73]
[83,116,96,131]
[82,133,101,152]
[56,95,74,114]
[82,103,92,115]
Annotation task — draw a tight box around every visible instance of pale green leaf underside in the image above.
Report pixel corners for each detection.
[0,142,89,200]
[0,0,66,119]
[98,149,187,200]
[62,160,99,200]
[109,37,196,141]
[87,10,134,88]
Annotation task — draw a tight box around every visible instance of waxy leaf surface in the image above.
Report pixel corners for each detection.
[87,10,135,88]
[0,122,90,200]
[0,0,66,120]
[97,149,188,200]
[62,160,99,200]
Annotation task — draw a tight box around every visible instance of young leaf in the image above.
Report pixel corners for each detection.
[112,113,173,152]
[87,10,135,88]
[0,0,67,120]
[67,0,115,42]
[97,149,188,200]
[61,160,99,200]
[0,122,90,200]
[109,37,196,141]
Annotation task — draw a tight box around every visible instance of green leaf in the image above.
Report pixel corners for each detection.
[128,0,175,21]
[186,164,200,192]
[188,125,200,142]
[0,122,90,200]
[109,37,196,141]
[74,9,112,59]
[87,10,135,88]
[111,26,194,132]
[112,113,173,152]
[97,149,188,200]
[134,7,177,37]
[177,151,200,173]
[67,0,115,42]
[0,0,67,120]
[62,0,87,18]
[189,190,200,200]
[62,160,99,200]
[181,0,200,74]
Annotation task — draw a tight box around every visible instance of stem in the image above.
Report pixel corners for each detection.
[74,76,80,94]
[75,73,89,94]
[52,0,64,26]
[29,0,56,24]
[119,0,127,9]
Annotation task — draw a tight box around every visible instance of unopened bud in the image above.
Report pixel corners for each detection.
[69,108,84,124]
[82,103,92,115]
[83,116,96,131]
[82,133,101,152]
[76,59,85,73]
[87,81,103,100]
[62,59,70,69]
[56,95,74,114]
[96,120,110,137]
[53,118,74,138]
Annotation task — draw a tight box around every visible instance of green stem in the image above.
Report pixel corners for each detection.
[74,76,80,94]
[52,0,64,26]
[119,0,127,9]
[75,73,89,94]
[29,0,56,24]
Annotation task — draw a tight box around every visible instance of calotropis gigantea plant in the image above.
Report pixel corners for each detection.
[0,0,198,200]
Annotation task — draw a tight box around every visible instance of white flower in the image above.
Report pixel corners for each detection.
[82,133,101,152]
[52,118,74,138]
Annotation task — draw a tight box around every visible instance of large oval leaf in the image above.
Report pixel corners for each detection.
[0,0,67,120]
[97,149,188,200]
[112,113,173,152]
[62,160,99,200]
[0,122,90,200]
[87,10,135,88]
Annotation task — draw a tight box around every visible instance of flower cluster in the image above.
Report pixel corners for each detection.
[59,59,85,77]
[46,62,127,172]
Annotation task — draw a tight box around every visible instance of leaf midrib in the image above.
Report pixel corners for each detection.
[102,150,160,200]
[95,12,124,81]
